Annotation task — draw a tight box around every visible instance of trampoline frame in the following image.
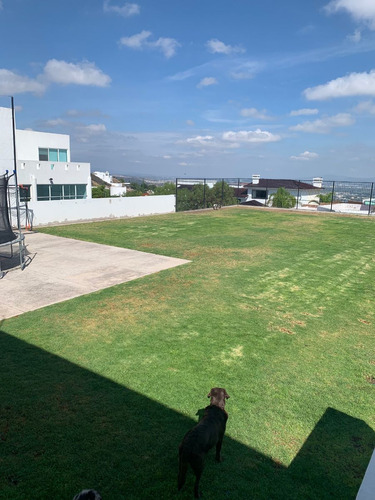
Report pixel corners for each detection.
[0,171,26,278]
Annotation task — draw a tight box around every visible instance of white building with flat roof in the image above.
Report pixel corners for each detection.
[0,106,91,202]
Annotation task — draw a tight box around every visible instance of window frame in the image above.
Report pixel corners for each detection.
[38,148,68,162]
[36,184,87,201]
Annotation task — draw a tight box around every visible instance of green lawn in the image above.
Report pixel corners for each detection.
[1,207,374,499]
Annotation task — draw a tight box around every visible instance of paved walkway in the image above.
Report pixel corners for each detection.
[0,232,190,320]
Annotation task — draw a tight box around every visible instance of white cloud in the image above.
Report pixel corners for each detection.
[0,1,3,10]
[186,120,195,126]
[119,30,152,49]
[325,0,375,29]
[290,113,354,133]
[82,124,107,133]
[304,70,375,100]
[206,39,245,55]
[290,151,319,161]
[44,59,111,87]
[0,69,45,94]
[347,29,362,42]
[186,135,214,145]
[353,99,375,113]
[103,1,140,17]
[222,129,281,143]
[119,31,180,58]
[163,155,172,159]
[290,108,319,116]
[197,77,218,88]
[46,118,66,126]
[240,108,271,120]
[152,37,180,59]
[231,61,261,80]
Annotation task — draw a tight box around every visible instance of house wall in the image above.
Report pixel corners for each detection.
[26,194,176,226]
[110,184,127,196]
[17,160,92,200]
[247,188,320,205]
[16,129,71,161]
[93,171,112,183]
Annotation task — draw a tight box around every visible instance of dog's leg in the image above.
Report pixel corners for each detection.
[191,456,204,498]
[215,433,224,462]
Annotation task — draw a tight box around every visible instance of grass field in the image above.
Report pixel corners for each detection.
[1,207,374,499]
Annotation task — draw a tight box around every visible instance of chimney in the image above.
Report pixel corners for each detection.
[252,174,260,185]
[313,177,323,188]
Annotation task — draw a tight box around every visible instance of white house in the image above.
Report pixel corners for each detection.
[0,106,176,226]
[92,170,128,197]
[0,106,91,202]
[243,174,322,206]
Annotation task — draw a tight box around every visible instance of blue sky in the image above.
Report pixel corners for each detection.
[1,0,375,180]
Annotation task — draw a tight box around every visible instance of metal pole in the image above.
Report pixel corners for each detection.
[237,178,240,204]
[175,178,178,212]
[330,181,335,212]
[203,178,206,208]
[296,181,300,210]
[11,96,21,232]
[11,96,24,268]
[221,178,224,206]
[368,182,374,216]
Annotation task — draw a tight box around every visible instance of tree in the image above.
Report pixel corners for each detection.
[154,182,176,195]
[210,181,237,207]
[176,185,206,211]
[92,185,110,198]
[176,181,237,211]
[318,192,333,203]
[268,187,296,208]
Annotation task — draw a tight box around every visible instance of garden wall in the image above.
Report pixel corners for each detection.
[26,195,175,226]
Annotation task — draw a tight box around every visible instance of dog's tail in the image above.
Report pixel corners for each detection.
[178,447,189,491]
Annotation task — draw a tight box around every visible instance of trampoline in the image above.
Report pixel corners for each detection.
[0,171,25,278]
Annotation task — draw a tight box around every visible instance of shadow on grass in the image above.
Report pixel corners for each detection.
[0,330,373,499]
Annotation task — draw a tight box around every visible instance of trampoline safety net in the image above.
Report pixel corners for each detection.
[0,173,17,245]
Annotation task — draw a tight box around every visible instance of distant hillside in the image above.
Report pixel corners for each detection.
[111,174,175,185]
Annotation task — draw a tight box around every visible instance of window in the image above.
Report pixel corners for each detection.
[19,185,31,202]
[37,185,50,201]
[76,185,86,199]
[59,149,67,162]
[252,189,267,199]
[49,149,58,161]
[38,148,48,161]
[64,185,76,199]
[50,184,62,200]
[36,184,87,201]
[38,148,68,162]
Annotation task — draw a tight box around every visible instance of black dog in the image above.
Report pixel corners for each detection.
[73,490,102,500]
[178,387,230,498]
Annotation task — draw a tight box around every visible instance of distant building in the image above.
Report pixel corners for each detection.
[92,170,128,196]
[0,106,91,202]
[243,174,322,206]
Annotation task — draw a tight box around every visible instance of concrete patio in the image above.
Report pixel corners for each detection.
[0,232,190,320]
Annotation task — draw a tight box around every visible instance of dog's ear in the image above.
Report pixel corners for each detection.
[224,390,230,399]
[207,391,212,398]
